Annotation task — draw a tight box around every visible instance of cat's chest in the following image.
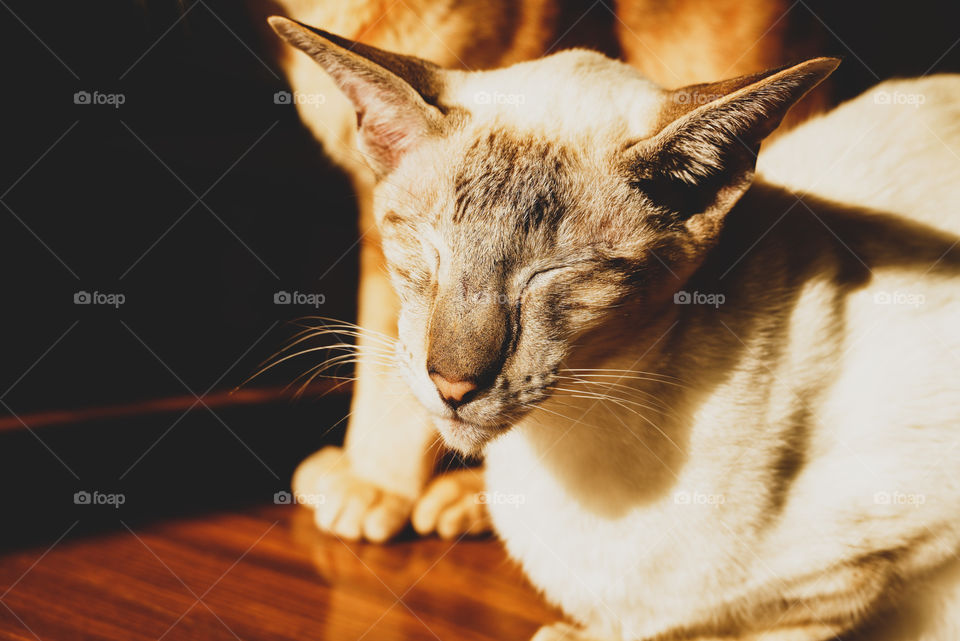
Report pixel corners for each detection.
[483,427,758,636]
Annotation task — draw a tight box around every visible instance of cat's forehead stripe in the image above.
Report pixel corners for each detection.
[452,129,572,237]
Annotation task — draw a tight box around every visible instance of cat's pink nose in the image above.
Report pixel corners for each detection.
[429,372,477,407]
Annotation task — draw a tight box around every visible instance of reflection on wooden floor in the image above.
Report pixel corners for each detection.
[0,505,558,640]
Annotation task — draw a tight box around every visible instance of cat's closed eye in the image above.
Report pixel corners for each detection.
[522,266,569,292]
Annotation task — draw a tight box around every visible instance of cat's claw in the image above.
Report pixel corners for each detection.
[412,468,491,539]
[292,446,413,542]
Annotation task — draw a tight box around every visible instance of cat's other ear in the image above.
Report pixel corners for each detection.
[625,57,839,226]
[268,16,446,176]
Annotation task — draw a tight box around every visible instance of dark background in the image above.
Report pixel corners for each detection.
[0,1,359,548]
[1,0,959,549]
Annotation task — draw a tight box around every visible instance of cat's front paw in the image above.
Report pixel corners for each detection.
[292,446,413,542]
[412,468,491,539]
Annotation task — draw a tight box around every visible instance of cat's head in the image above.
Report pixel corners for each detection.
[270,17,837,454]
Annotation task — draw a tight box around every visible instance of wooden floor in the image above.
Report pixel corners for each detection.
[0,505,558,641]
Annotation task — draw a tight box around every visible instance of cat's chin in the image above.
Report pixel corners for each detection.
[432,416,503,456]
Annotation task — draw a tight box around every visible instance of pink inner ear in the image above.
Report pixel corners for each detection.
[336,74,430,172]
[357,102,429,171]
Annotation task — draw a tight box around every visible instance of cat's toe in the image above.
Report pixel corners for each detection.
[292,446,412,542]
[412,468,490,538]
[292,445,348,499]
[313,484,346,531]
[330,483,380,540]
[436,492,489,538]
[363,494,413,543]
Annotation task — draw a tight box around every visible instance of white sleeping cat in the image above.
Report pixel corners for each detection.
[270,16,960,641]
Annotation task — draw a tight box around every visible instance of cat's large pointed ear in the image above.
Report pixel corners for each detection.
[268,16,446,176]
[625,57,839,225]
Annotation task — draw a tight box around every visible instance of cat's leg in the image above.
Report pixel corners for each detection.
[412,467,489,539]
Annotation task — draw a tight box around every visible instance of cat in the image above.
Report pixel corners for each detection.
[269,16,960,641]
[254,0,831,542]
